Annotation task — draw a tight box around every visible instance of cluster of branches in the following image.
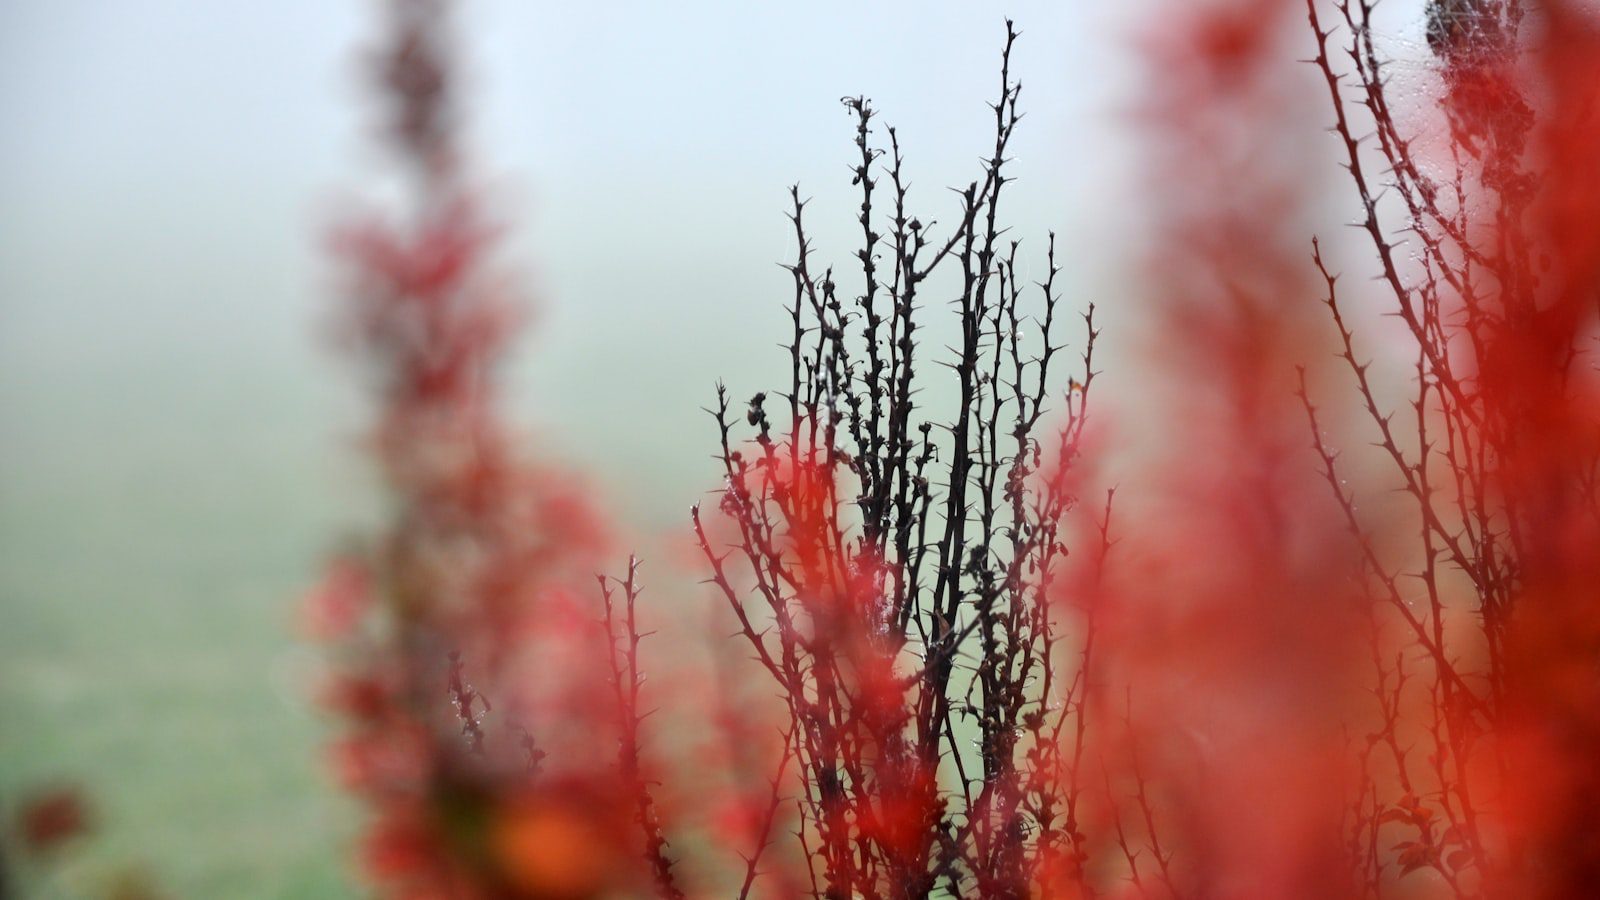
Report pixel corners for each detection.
[1300,0,1600,894]
[693,21,1106,898]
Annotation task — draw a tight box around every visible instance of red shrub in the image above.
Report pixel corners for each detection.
[308,2,673,897]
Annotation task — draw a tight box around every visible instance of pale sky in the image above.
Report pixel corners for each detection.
[0,1,1142,529]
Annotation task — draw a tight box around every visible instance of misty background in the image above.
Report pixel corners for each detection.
[0,2,1150,894]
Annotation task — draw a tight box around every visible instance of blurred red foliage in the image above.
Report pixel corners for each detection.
[14,787,93,856]
[1098,1,1366,896]
[307,1,665,896]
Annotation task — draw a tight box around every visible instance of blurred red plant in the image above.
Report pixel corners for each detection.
[12,786,93,857]
[1090,1,1600,897]
[1092,2,1367,896]
[3,785,170,899]
[305,1,682,897]
[1294,0,1600,896]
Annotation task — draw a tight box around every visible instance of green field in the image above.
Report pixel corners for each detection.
[0,361,356,898]
[0,340,733,898]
